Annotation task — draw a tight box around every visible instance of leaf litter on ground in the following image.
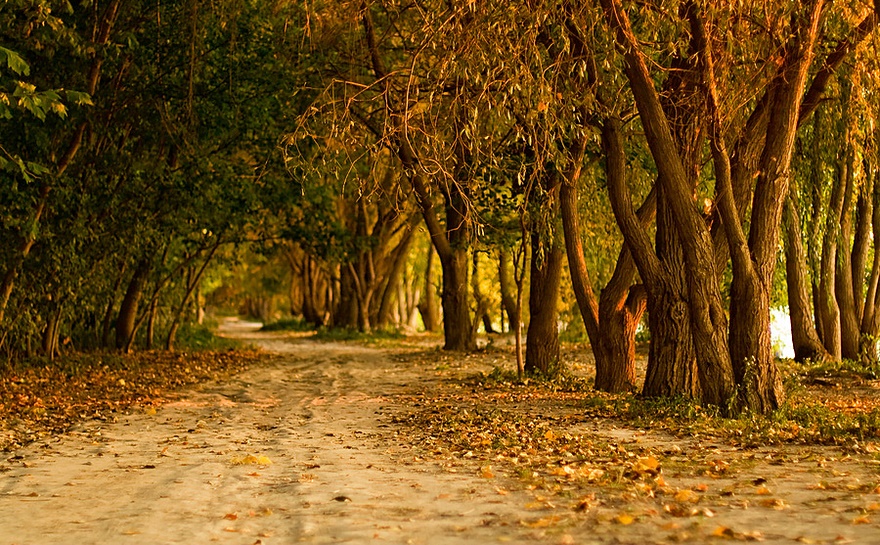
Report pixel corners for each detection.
[0,349,265,451]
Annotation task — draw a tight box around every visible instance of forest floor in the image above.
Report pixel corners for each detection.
[3,320,880,544]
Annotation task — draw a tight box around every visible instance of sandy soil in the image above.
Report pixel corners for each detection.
[2,321,880,544]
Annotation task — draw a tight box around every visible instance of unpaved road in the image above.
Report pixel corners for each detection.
[0,322,553,544]
[3,321,880,544]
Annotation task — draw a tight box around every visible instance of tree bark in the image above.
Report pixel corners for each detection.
[784,193,831,361]
[600,0,735,408]
[525,231,564,376]
[498,248,517,333]
[116,259,151,352]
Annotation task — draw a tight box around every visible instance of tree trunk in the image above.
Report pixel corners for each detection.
[524,231,564,377]
[377,226,415,327]
[472,253,495,334]
[819,159,847,359]
[101,265,127,348]
[642,194,701,399]
[498,248,517,333]
[439,244,473,350]
[561,168,650,393]
[784,193,831,361]
[116,259,151,352]
[835,142,860,360]
[418,246,440,332]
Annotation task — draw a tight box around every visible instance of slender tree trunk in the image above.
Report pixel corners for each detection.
[784,193,831,361]
[166,243,219,350]
[377,227,415,327]
[819,159,847,359]
[498,248,517,333]
[116,260,151,352]
[472,253,495,334]
[835,142,860,360]
[418,246,440,332]
[101,265,127,348]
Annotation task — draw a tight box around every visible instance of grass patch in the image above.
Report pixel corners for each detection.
[313,326,405,344]
[260,317,314,333]
[175,321,241,351]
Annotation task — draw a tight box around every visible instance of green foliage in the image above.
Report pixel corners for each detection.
[174,322,241,352]
[260,318,314,333]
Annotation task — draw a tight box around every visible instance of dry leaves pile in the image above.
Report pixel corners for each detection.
[388,348,880,542]
[0,349,264,451]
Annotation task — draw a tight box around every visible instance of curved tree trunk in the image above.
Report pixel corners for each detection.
[116,259,151,352]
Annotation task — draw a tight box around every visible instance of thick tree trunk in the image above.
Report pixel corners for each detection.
[727,1,822,413]
[439,245,473,350]
[643,195,701,399]
[525,232,564,376]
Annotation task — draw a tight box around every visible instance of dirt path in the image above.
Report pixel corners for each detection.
[3,322,880,544]
[0,322,555,544]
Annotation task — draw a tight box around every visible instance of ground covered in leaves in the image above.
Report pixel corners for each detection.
[3,326,880,544]
[0,349,265,451]
[386,345,880,543]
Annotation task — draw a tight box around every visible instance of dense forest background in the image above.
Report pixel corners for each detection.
[2,0,879,415]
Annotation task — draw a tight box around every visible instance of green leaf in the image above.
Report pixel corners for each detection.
[0,47,31,76]
[64,90,93,106]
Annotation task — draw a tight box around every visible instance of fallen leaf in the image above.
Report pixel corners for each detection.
[755,485,772,495]
[231,454,272,466]
[712,526,735,538]
[615,513,635,525]
[758,498,787,510]
[223,513,238,520]
[480,465,495,478]
[852,515,871,525]
[521,515,561,528]
[674,489,700,503]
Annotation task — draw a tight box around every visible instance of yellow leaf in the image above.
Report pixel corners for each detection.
[480,466,494,478]
[636,456,660,471]
[232,454,272,466]
[615,513,635,525]
[520,515,560,528]
[544,430,557,441]
[755,485,772,495]
[712,526,735,538]
[758,498,787,510]
[674,489,700,503]
[853,515,871,525]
